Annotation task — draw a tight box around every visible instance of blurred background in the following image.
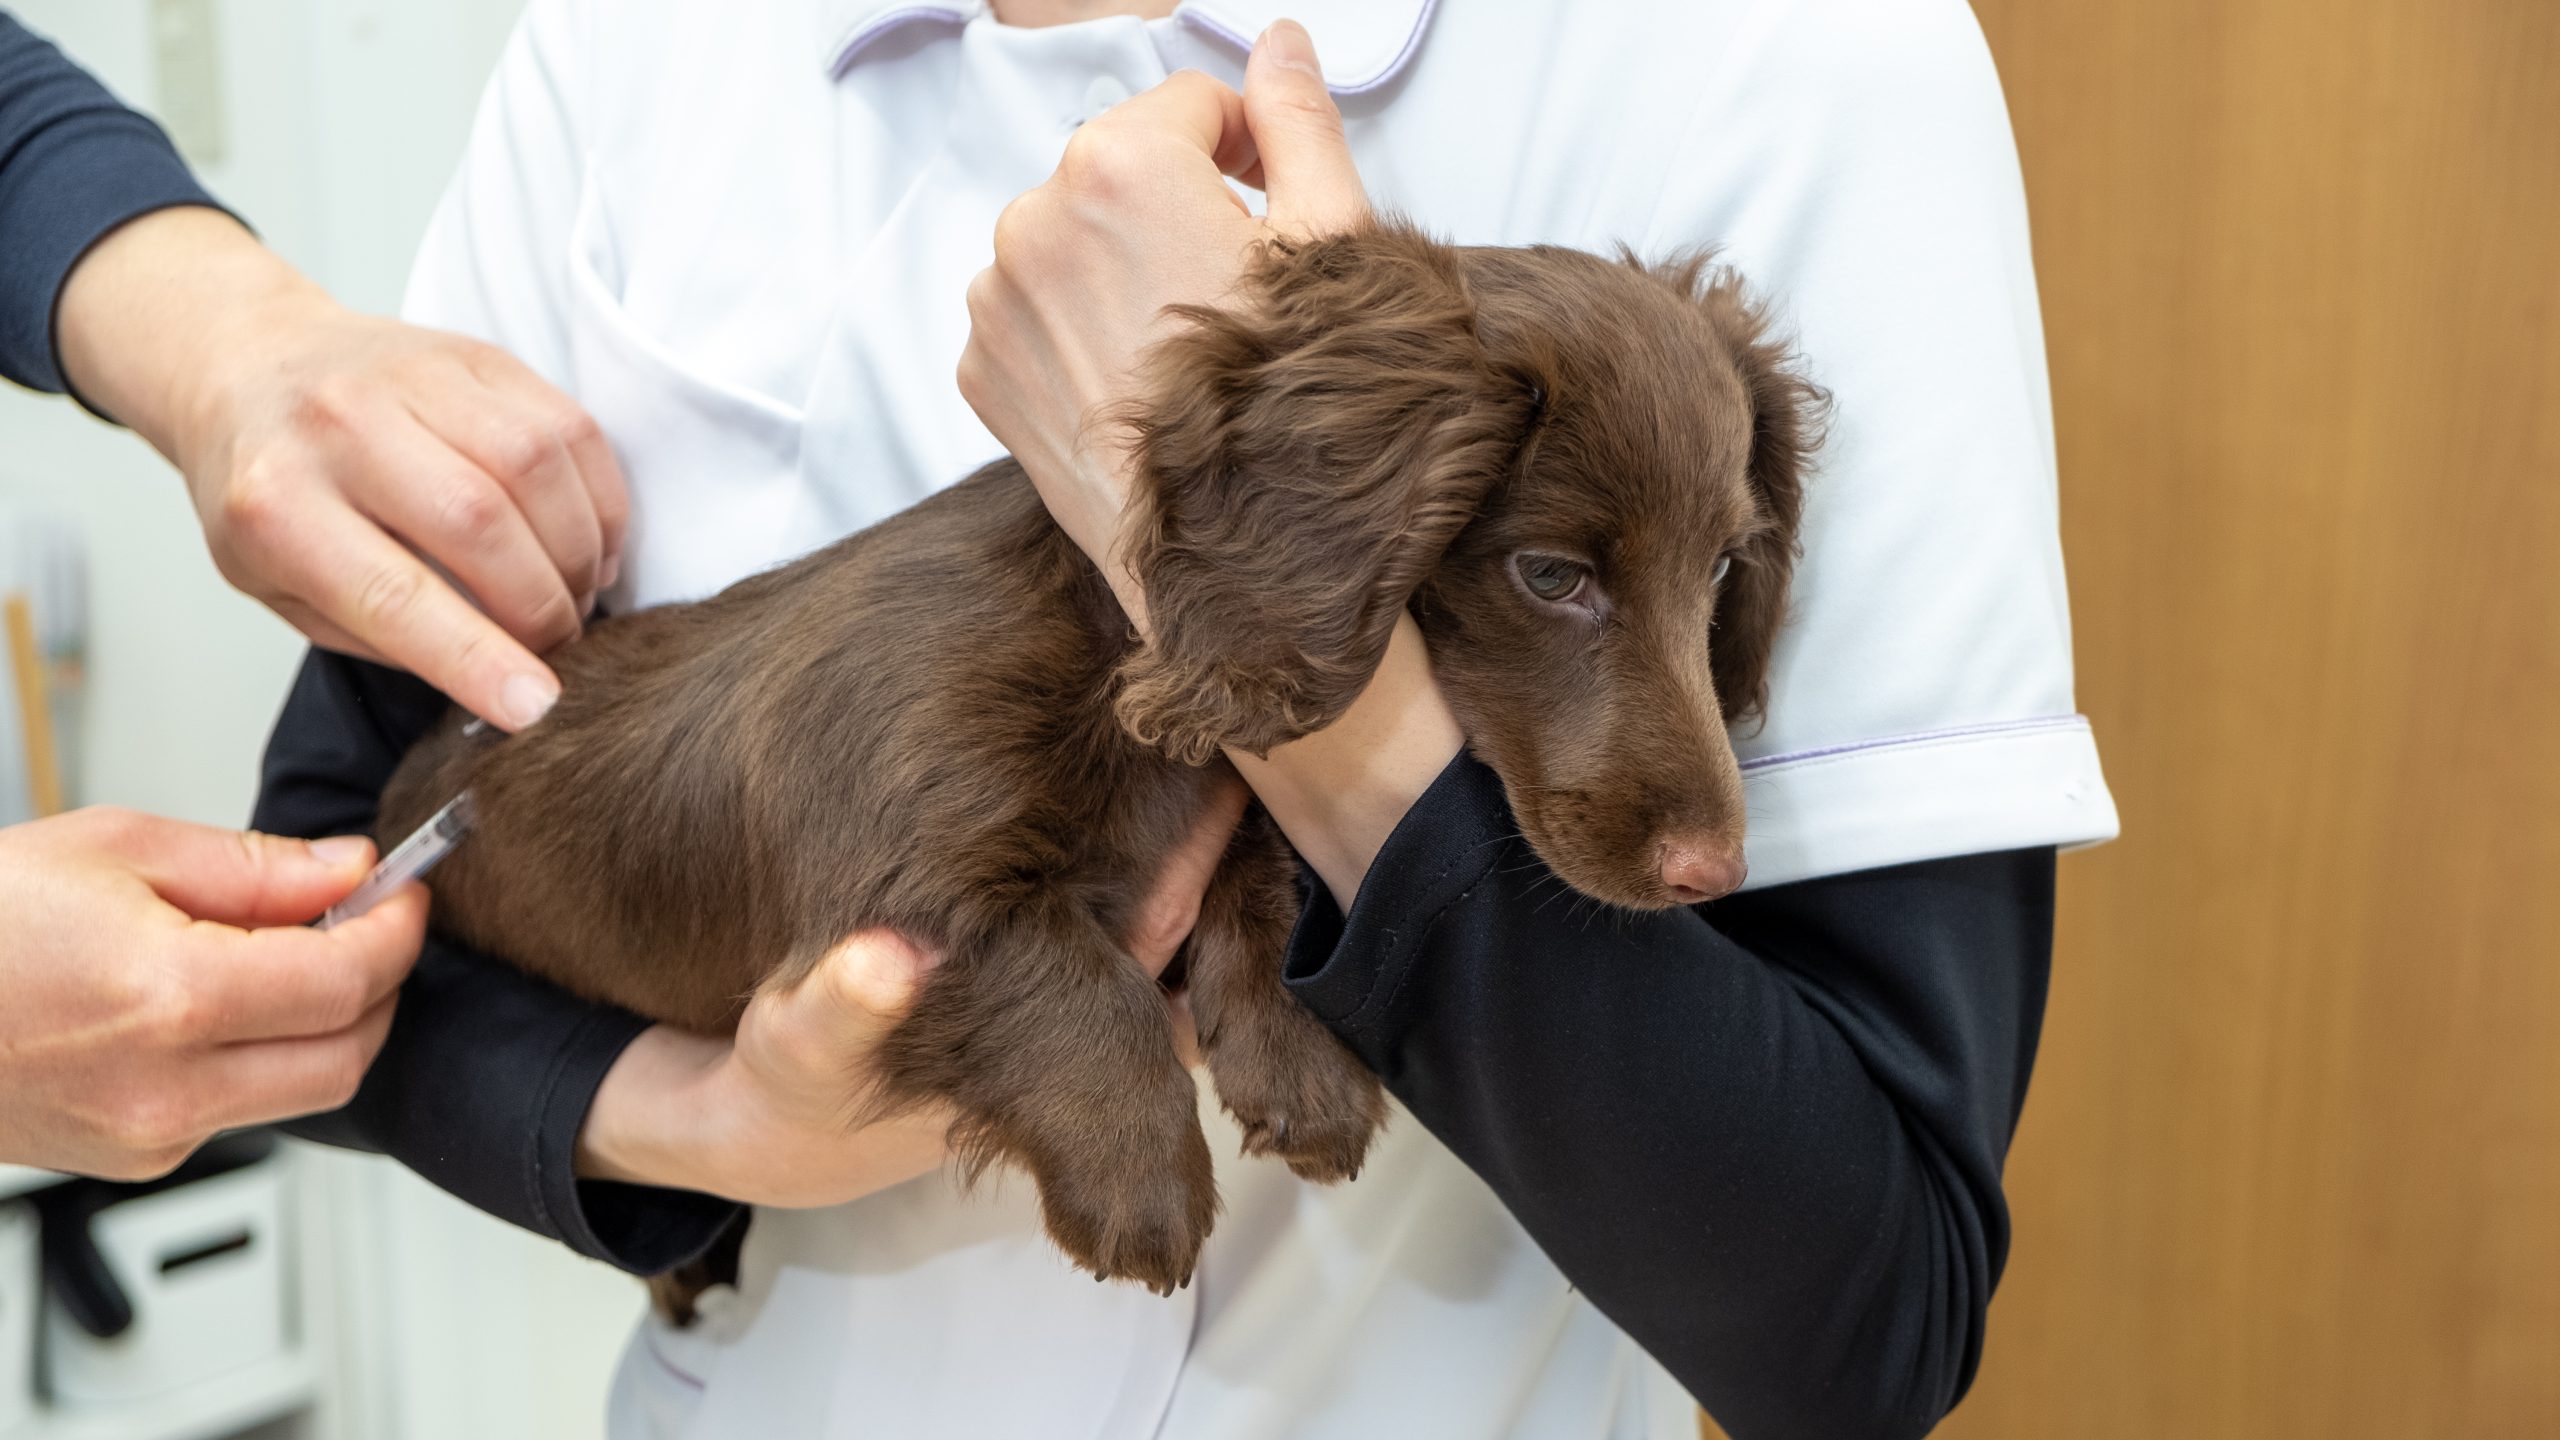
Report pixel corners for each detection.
[0,2,2552,1439]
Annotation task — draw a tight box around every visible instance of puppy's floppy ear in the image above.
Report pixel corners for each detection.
[1697,269,1826,726]
[1114,222,1540,763]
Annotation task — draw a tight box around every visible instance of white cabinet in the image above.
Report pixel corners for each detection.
[44,1166,289,1409]
[0,1156,338,1440]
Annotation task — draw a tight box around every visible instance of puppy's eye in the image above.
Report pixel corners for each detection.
[1711,553,1734,586]
[1516,554,1592,605]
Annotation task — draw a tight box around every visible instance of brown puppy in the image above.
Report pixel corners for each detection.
[379,222,1822,1310]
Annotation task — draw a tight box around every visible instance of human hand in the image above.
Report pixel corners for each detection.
[575,776,1251,1208]
[960,29,1454,908]
[957,21,1370,623]
[56,207,628,732]
[0,809,424,1180]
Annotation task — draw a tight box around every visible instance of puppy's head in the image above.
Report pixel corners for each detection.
[1119,223,1822,908]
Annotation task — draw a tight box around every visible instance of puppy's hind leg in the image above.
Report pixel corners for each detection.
[875,901,1216,1295]
[1189,807,1386,1183]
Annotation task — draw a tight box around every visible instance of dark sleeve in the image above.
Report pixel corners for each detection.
[0,12,231,398]
[1283,752,2053,1440]
[251,648,739,1276]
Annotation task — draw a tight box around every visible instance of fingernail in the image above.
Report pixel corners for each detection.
[501,672,560,730]
[311,835,372,869]
[600,553,622,591]
[1257,19,1320,77]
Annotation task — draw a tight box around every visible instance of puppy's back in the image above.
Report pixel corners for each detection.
[380,461,1136,1031]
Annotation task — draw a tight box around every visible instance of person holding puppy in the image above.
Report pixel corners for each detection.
[253,2,2119,1437]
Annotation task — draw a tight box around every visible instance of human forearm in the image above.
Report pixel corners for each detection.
[0,14,226,394]
[1282,752,2053,1440]
[572,1025,727,1189]
[1226,615,1461,909]
[10,10,294,449]
[53,205,311,448]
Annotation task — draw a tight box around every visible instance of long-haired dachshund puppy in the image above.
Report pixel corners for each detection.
[379,222,1824,1315]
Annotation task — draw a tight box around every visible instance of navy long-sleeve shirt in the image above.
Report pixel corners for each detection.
[254,647,2054,1440]
[0,11,222,396]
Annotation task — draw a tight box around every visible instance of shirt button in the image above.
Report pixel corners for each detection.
[1083,74,1133,119]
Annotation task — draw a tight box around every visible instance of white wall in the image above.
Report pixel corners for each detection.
[0,4,644,1435]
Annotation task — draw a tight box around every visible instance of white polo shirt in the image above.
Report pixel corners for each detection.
[406,0,2119,1435]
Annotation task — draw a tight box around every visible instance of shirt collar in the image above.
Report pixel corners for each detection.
[817,0,1435,95]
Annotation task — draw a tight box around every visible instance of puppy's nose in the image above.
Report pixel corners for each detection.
[1659,841,1746,903]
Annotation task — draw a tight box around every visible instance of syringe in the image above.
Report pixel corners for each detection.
[317,791,477,930]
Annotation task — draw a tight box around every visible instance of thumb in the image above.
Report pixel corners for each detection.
[105,813,375,929]
[799,928,939,1051]
[1245,20,1370,237]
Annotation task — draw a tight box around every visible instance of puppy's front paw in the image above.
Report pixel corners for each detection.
[1214,1034,1387,1185]
[1033,1130,1219,1297]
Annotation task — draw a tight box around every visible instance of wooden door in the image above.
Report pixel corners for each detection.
[1932,0,2560,1435]
[1710,2,2557,1435]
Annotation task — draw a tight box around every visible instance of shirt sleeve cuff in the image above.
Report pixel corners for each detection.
[0,111,231,404]
[1280,749,1514,1057]
[531,1007,744,1276]
[292,942,741,1279]
[1734,715,2119,889]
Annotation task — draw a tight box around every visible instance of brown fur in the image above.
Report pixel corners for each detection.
[377,223,1824,1316]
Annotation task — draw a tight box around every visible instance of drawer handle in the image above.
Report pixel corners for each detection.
[158,1231,253,1276]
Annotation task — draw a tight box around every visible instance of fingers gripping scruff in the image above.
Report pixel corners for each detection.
[957,22,1374,623]
[959,25,1459,904]
[0,810,424,1180]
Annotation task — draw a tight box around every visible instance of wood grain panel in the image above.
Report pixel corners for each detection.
[1932,0,2560,1434]
[1710,2,2557,1435]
